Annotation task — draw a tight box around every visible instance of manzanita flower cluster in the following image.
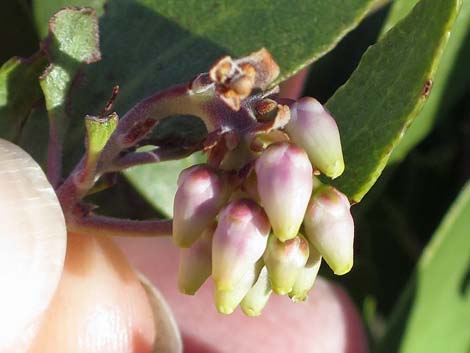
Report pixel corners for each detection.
[173,96,354,316]
[42,45,355,318]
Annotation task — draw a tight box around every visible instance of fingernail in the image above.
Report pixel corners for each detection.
[286,97,344,179]
[304,186,354,275]
[212,199,270,291]
[255,142,313,241]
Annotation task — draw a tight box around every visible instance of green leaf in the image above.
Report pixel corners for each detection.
[40,7,100,117]
[49,0,376,215]
[85,113,118,163]
[125,153,205,217]
[377,182,470,353]
[0,55,48,141]
[39,7,101,179]
[384,0,470,163]
[33,0,106,38]
[326,0,461,202]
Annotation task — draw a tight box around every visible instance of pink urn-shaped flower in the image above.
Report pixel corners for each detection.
[304,185,354,275]
[173,165,230,248]
[286,97,345,179]
[212,199,270,291]
[255,142,313,242]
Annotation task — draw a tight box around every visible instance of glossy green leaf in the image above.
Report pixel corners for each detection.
[326,0,461,202]
[384,0,470,163]
[35,0,376,86]
[0,55,47,141]
[39,0,376,216]
[377,182,470,353]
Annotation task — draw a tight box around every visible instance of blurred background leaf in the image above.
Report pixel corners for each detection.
[0,0,39,63]
[377,182,470,353]
[0,55,47,142]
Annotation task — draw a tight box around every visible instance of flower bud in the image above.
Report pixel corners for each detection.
[304,186,354,275]
[263,234,310,295]
[173,165,230,248]
[215,261,262,315]
[240,266,272,317]
[212,199,270,291]
[255,142,313,241]
[289,242,322,302]
[178,225,214,295]
[286,97,344,179]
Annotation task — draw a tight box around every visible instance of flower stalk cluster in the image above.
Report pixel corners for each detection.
[50,48,354,316]
[173,92,354,315]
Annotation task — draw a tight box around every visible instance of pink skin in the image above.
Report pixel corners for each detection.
[279,67,310,99]
[29,233,157,353]
[115,237,369,353]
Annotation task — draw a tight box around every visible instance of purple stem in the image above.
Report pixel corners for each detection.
[68,213,172,237]
[103,146,199,173]
[47,123,62,189]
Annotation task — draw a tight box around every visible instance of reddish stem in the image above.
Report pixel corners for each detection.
[47,123,62,189]
[68,214,172,237]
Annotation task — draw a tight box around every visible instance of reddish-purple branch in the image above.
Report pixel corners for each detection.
[68,214,172,237]
[103,146,199,173]
[47,122,62,189]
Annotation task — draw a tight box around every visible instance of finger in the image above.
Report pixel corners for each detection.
[29,233,157,353]
[0,139,67,353]
[279,67,310,99]
[115,237,368,353]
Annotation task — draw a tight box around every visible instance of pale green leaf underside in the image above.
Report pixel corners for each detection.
[378,182,470,353]
[326,0,461,202]
[125,153,205,217]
